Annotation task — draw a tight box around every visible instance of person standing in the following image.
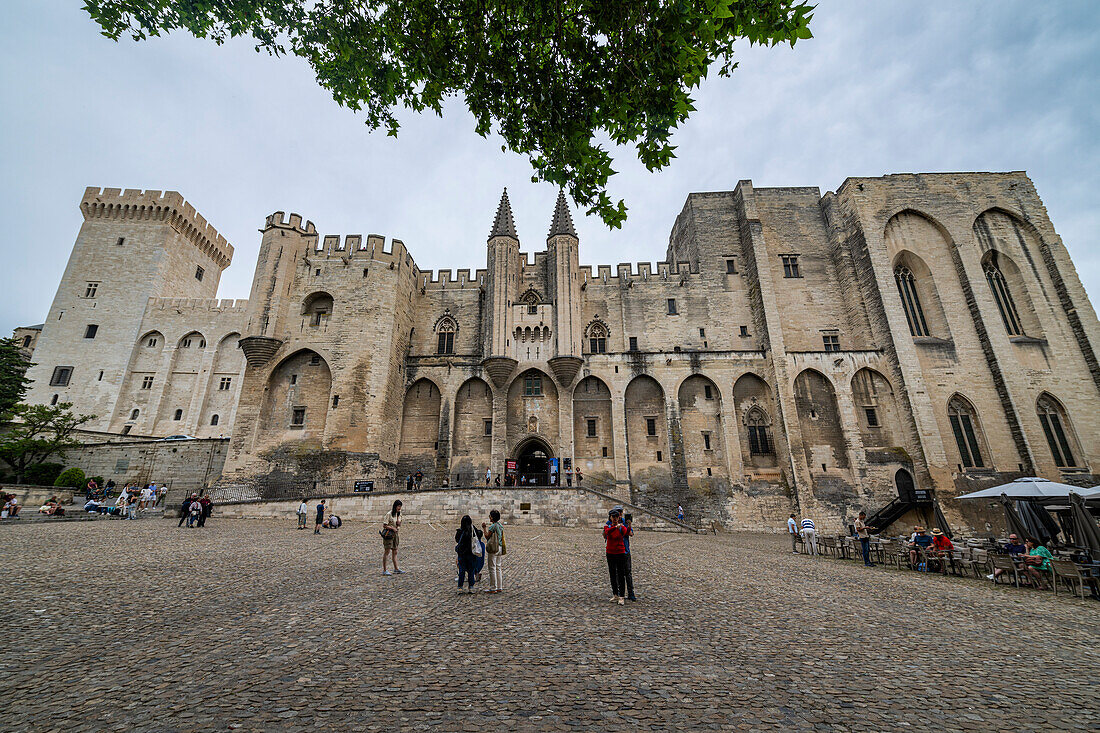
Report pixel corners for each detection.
[296,499,308,530]
[604,508,629,605]
[482,509,506,593]
[178,493,197,527]
[406,475,414,491]
[485,468,492,487]
[314,499,326,534]
[198,495,213,527]
[187,497,202,527]
[854,511,875,566]
[787,513,799,553]
[454,515,483,593]
[604,507,636,601]
[381,500,404,575]
[800,516,817,556]
[414,470,423,490]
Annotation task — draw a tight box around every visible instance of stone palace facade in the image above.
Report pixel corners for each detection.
[21,173,1100,530]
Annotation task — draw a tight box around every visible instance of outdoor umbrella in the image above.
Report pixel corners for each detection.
[956,477,1087,501]
[1017,499,1059,546]
[998,493,1031,540]
[1069,492,1100,562]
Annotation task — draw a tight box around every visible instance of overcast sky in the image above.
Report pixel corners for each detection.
[1,1,1098,335]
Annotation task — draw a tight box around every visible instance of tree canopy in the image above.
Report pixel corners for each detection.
[0,403,95,484]
[82,0,813,227]
[0,337,32,415]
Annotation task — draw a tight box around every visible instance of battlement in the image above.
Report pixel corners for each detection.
[148,297,249,313]
[264,211,317,235]
[579,260,699,288]
[82,187,234,269]
[415,268,488,290]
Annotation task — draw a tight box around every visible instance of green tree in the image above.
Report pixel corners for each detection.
[54,467,87,490]
[0,403,95,484]
[0,337,32,415]
[82,0,813,227]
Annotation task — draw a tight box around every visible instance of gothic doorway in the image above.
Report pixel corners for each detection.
[514,438,553,486]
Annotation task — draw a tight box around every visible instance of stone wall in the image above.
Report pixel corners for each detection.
[63,438,228,492]
[211,486,690,532]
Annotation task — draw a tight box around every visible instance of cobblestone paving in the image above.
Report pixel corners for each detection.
[1,518,1097,731]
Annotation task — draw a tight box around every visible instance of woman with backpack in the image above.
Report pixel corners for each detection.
[381,500,403,576]
[454,515,483,593]
[482,509,506,594]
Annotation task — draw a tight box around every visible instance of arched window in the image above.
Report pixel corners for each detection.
[210,414,219,426]
[894,265,929,337]
[521,289,541,314]
[745,408,773,455]
[947,396,985,469]
[130,408,139,420]
[984,260,1023,336]
[301,292,334,327]
[586,321,608,354]
[436,316,457,355]
[173,408,183,421]
[1036,394,1078,468]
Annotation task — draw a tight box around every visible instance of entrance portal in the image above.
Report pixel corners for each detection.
[514,438,553,486]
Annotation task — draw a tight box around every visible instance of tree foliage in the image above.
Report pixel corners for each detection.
[82,0,813,227]
[0,404,95,484]
[0,337,32,415]
[54,467,87,489]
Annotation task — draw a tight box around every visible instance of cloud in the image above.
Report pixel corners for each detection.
[1,0,1098,335]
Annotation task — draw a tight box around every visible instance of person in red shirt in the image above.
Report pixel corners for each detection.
[927,528,953,572]
[603,508,629,606]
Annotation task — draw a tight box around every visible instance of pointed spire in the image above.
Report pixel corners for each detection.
[488,188,517,240]
[548,189,577,239]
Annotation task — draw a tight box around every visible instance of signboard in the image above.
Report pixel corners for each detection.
[505,460,518,475]
[354,480,374,493]
[563,457,572,471]
[549,458,559,485]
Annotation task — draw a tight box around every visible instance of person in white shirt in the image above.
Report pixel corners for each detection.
[787,513,799,553]
[140,486,154,510]
[296,500,308,530]
[800,517,817,556]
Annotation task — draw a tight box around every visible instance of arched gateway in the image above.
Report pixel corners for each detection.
[513,436,554,485]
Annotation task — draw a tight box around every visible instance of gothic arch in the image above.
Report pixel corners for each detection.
[624,375,670,494]
[398,378,442,477]
[257,349,332,448]
[892,250,950,340]
[1035,392,1083,469]
[733,372,778,469]
[793,368,848,470]
[946,393,989,470]
[980,249,1041,338]
[677,374,728,486]
[301,291,334,327]
[452,377,493,480]
[574,375,614,478]
[850,367,903,449]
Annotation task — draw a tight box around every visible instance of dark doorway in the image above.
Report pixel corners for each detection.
[516,439,553,485]
[895,468,916,502]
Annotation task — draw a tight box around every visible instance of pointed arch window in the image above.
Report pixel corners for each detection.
[894,266,929,337]
[436,317,457,355]
[1036,395,1077,468]
[947,397,985,468]
[745,408,774,455]
[521,289,541,315]
[586,322,608,354]
[984,261,1023,336]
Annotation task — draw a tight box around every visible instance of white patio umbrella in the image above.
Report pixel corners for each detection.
[955,476,1089,501]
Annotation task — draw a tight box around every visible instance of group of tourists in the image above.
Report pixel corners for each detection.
[0,493,20,518]
[297,499,342,533]
[176,493,214,528]
[403,471,425,491]
[453,508,506,593]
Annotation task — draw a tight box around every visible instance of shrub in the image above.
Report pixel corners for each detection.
[90,476,105,488]
[24,462,64,486]
[54,467,86,489]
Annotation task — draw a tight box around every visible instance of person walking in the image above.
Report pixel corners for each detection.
[604,508,629,605]
[788,513,800,553]
[454,515,483,593]
[314,499,326,534]
[381,500,404,575]
[676,504,684,523]
[854,511,875,566]
[414,470,423,490]
[178,493,197,527]
[482,509,506,593]
[296,499,308,530]
[800,516,817,556]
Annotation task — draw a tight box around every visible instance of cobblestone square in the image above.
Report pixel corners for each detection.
[1,518,1097,731]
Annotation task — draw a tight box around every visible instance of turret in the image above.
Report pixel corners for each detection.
[482,189,522,386]
[546,190,583,386]
[239,211,316,368]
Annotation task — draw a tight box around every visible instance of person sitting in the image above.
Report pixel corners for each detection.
[907,526,934,568]
[1020,537,1054,590]
[927,528,953,571]
[986,533,1026,581]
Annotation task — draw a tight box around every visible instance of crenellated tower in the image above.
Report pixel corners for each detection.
[546,190,584,386]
